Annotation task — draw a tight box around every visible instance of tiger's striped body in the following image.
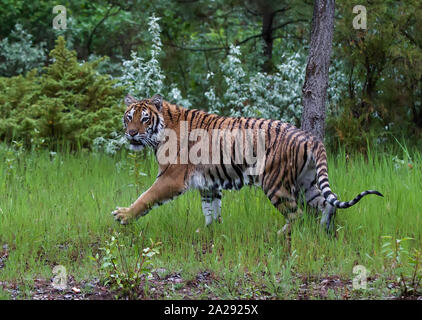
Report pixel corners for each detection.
[112,94,383,232]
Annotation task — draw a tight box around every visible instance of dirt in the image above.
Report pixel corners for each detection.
[0,245,8,270]
[0,270,420,300]
[0,277,114,300]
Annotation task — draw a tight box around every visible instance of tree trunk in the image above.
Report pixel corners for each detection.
[261,8,275,73]
[300,0,335,141]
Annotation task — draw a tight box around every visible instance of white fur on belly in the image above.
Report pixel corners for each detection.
[189,171,209,189]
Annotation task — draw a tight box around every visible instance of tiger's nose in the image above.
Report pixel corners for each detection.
[128,129,138,137]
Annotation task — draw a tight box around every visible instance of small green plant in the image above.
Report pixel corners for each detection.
[128,152,148,195]
[407,248,422,295]
[4,150,16,181]
[263,249,298,299]
[91,231,162,299]
[30,128,47,151]
[3,141,24,186]
[0,286,11,300]
[381,235,422,297]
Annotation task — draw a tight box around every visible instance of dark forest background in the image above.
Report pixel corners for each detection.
[0,0,421,153]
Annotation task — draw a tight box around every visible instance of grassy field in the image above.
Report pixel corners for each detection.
[0,144,421,299]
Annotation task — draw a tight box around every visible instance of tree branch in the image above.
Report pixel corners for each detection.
[163,41,228,52]
[163,19,307,52]
[86,4,121,56]
[271,19,308,34]
[272,6,291,16]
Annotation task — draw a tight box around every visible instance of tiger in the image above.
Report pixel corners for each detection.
[112,94,383,233]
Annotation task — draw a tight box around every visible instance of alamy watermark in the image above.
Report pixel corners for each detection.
[352,265,368,290]
[129,122,267,175]
[53,5,67,30]
[52,265,67,290]
[353,5,367,30]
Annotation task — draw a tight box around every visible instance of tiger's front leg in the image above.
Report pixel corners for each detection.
[200,189,222,226]
[112,172,186,225]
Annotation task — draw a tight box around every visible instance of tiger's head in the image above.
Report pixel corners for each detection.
[123,94,165,151]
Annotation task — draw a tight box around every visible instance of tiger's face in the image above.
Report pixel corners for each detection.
[123,94,164,151]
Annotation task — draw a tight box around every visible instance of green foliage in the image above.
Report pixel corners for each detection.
[118,15,191,107]
[91,231,162,299]
[1,147,420,299]
[329,0,422,150]
[1,0,422,153]
[0,24,46,77]
[381,236,422,296]
[263,249,299,299]
[206,45,305,123]
[0,286,11,300]
[326,99,385,153]
[2,141,24,188]
[0,36,124,149]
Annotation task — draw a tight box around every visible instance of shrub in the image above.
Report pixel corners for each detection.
[206,45,347,126]
[205,45,304,125]
[118,15,191,108]
[0,36,125,149]
[91,231,162,299]
[0,24,46,77]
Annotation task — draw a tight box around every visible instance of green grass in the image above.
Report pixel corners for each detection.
[0,145,421,299]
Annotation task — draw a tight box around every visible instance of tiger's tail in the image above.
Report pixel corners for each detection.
[311,141,383,209]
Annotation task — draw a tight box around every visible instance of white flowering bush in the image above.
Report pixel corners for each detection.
[206,45,348,124]
[92,132,128,155]
[167,85,192,108]
[0,24,46,77]
[220,46,248,114]
[206,45,305,123]
[118,15,190,107]
[117,17,346,126]
[326,58,349,116]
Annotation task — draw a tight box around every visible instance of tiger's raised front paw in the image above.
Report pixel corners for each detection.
[277,223,291,236]
[112,206,135,225]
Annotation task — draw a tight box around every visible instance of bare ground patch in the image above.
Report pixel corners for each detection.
[1,271,420,300]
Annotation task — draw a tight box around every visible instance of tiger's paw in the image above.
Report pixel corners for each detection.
[204,214,213,226]
[112,207,135,225]
[277,223,291,236]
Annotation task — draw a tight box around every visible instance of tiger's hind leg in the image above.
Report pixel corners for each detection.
[275,197,301,252]
[275,199,303,235]
[266,186,301,251]
[297,163,336,233]
[304,185,336,233]
[200,188,222,226]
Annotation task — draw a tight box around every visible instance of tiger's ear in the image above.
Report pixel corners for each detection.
[124,94,137,106]
[151,94,163,111]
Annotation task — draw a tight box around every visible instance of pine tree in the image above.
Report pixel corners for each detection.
[0,36,126,149]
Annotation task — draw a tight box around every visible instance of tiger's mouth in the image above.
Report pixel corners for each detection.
[125,133,144,146]
[128,138,145,151]
[129,139,144,146]
[125,134,145,149]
